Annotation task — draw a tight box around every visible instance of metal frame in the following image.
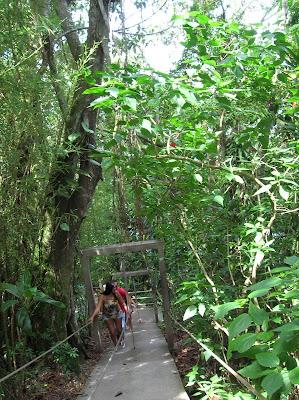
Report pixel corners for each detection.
[80,240,174,351]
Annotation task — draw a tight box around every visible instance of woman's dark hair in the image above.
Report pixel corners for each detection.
[103,281,115,295]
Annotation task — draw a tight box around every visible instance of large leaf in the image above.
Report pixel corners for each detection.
[230,333,257,353]
[183,305,197,320]
[16,307,32,332]
[198,304,206,317]
[1,283,22,299]
[248,277,282,291]
[89,96,115,108]
[261,372,283,398]
[238,361,268,379]
[123,96,137,110]
[228,313,252,339]
[248,302,268,326]
[214,301,242,320]
[273,319,299,332]
[1,299,19,312]
[273,336,298,355]
[284,256,299,266]
[279,185,289,200]
[24,287,38,299]
[213,195,224,206]
[256,352,280,368]
[289,367,299,384]
[33,292,65,308]
[16,270,31,295]
[248,288,270,298]
[253,184,272,196]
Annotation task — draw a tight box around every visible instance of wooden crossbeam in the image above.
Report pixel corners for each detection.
[80,240,163,257]
[112,269,150,278]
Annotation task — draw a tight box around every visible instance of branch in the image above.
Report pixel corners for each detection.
[53,0,84,61]
[152,153,277,217]
[54,27,88,43]
[114,0,168,32]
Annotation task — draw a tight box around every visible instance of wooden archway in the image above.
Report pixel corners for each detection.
[80,240,174,351]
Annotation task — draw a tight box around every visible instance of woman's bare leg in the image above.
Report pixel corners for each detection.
[115,318,122,342]
[105,319,117,346]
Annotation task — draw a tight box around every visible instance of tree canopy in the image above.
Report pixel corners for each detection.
[0,0,298,398]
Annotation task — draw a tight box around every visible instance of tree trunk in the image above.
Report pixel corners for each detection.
[36,0,111,338]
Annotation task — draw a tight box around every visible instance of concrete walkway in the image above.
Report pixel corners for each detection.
[77,307,190,400]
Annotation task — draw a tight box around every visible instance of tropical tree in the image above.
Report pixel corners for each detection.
[82,4,298,396]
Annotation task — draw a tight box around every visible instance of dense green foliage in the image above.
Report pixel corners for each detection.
[0,0,298,399]
[82,10,299,399]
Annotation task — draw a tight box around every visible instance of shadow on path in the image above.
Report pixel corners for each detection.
[77,307,189,400]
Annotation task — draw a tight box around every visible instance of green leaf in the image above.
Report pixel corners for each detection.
[284,256,299,266]
[123,96,137,110]
[33,295,65,308]
[253,184,272,196]
[219,56,235,65]
[60,223,70,231]
[230,333,257,353]
[213,195,224,206]
[238,361,267,379]
[198,304,206,317]
[141,119,152,132]
[196,14,210,24]
[195,174,203,183]
[273,336,298,355]
[289,367,299,384]
[214,301,242,320]
[1,299,19,312]
[1,283,22,299]
[89,159,101,166]
[105,87,119,98]
[233,174,244,184]
[16,307,32,332]
[83,86,105,95]
[204,59,216,67]
[261,372,283,398]
[228,313,251,339]
[279,185,289,201]
[248,277,282,291]
[68,133,82,142]
[256,331,274,342]
[183,305,197,320]
[145,144,157,155]
[23,313,32,333]
[175,294,188,304]
[82,122,94,134]
[283,289,299,299]
[249,302,268,325]
[273,319,299,332]
[89,96,115,108]
[277,73,288,83]
[178,87,197,105]
[20,270,31,292]
[24,287,37,298]
[148,98,160,107]
[248,289,271,298]
[256,352,280,367]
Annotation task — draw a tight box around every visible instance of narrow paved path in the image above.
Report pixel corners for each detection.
[77,307,190,400]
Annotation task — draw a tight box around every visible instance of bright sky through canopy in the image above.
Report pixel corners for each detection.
[111,0,281,73]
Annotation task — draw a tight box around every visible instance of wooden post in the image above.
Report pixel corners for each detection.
[152,281,159,323]
[81,254,102,352]
[157,244,174,351]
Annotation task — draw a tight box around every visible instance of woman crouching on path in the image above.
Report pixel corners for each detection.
[87,281,130,347]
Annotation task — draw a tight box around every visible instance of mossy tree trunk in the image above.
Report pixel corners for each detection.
[36,0,111,338]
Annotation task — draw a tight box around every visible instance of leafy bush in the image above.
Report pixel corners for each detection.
[52,342,80,374]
